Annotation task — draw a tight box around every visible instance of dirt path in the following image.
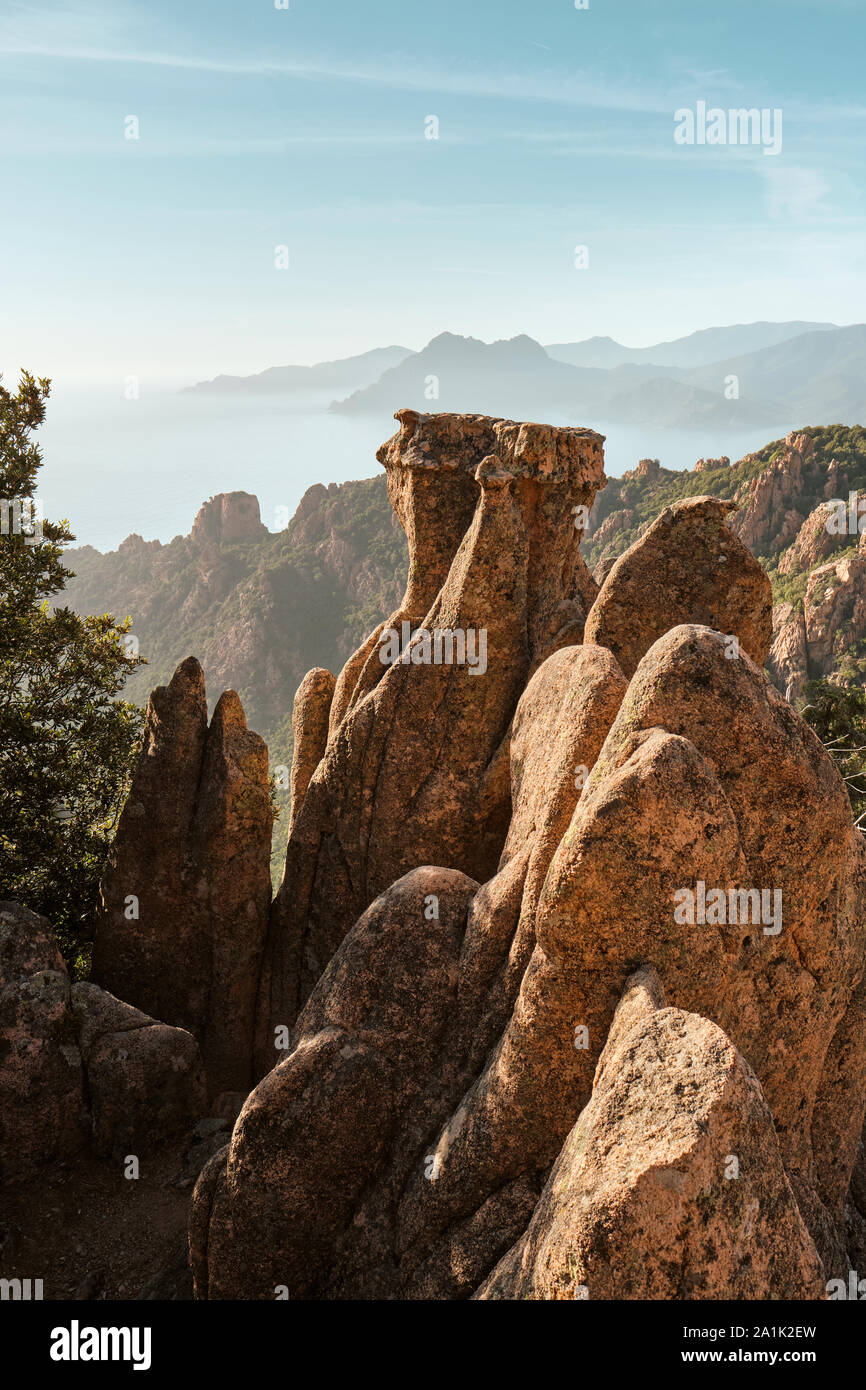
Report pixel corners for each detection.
[0,1122,229,1300]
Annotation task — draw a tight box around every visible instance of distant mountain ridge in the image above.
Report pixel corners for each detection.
[546,321,838,369]
[330,331,605,419]
[182,322,863,433]
[184,344,412,396]
[329,330,742,423]
[328,326,865,429]
[685,325,866,421]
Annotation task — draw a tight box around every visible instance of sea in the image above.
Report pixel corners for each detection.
[36,384,792,553]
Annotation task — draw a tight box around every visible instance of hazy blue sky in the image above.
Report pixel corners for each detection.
[1,0,864,386]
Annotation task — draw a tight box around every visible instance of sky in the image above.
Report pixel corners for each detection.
[1,0,864,387]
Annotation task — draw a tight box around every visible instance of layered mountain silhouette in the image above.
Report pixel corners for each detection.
[547,320,837,369]
[183,322,865,432]
[686,324,866,421]
[184,344,411,396]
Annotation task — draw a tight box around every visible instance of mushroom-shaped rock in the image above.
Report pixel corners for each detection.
[331,410,605,733]
[257,413,606,1058]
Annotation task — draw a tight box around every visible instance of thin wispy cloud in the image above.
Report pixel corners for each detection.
[7,35,862,136]
[0,36,668,114]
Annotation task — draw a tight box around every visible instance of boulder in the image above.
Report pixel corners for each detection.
[71,982,206,1160]
[0,903,87,1181]
[192,866,479,1298]
[584,496,773,677]
[477,969,824,1300]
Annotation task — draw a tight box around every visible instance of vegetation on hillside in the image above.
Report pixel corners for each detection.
[65,476,406,730]
[0,374,144,966]
[586,425,866,581]
[64,475,408,891]
[802,678,866,829]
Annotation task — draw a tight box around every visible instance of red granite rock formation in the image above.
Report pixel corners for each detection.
[255,411,606,1068]
[193,621,866,1301]
[192,640,628,1298]
[0,903,205,1178]
[477,967,824,1301]
[287,668,335,838]
[91,660,273,1097]
[729,431,817,556]
[584,496,773,677]
[46,408,866,1303]
[191,492,267,547]
[769,505,866,697]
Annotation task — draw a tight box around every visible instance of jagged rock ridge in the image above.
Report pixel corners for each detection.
[10,409,866,1303]
[182,411,866,1300]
